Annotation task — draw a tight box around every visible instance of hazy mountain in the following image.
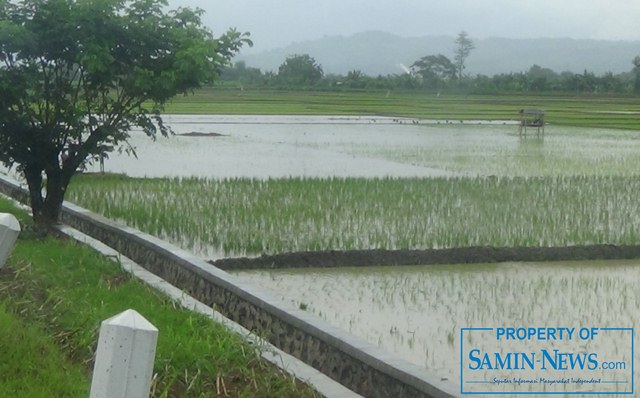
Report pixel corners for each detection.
[236,31,640,76]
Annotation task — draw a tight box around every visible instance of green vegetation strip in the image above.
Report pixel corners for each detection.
[164,89,640,130]
[67,174,640,258]
[0,198,318,398]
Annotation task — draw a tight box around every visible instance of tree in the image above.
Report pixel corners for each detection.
[633,56,640,93]
[277,54,323,87]
[346,69,367,89]
[454,31,475,80]
[598,72,623,93]
[220,61,264,86]
[526,65,559,91]
[411,54,456,88]
[0,0,250,227]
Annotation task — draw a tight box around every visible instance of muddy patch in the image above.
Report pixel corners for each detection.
[178,131,226,137]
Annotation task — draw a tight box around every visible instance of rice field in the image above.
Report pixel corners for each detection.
[165,90,640,130]
[232,260,639,395]
[80,116,640,179]
[362,126,640,177]
[61,115,640,258]
[59,112,640,396]
[67,174,640,259]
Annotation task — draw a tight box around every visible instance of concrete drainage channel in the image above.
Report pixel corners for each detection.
[0,174,461,398]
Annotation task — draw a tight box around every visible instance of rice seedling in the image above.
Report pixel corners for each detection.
[68,175,640,258]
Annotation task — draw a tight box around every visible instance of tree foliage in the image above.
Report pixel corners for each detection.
[277,54,323,87]
[411,54,456,88]
[454,31,475,80]
[0,0,250,226]
[221,53,638,94]
[633,56,640,92]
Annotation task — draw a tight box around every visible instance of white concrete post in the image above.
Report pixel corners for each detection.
[0,213,20,269]
[90,309,159,398]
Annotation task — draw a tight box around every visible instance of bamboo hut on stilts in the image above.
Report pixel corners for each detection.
[518,109,545,138]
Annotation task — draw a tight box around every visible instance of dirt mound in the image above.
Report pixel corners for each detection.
[178,132,226,137]
[209,244,640,270]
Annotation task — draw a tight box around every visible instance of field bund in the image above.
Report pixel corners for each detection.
[0,174,461,398]
[209,245,640,270]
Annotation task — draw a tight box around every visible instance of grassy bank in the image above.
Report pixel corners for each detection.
[164,89,640,130]
[0,197,318,398]
[67,175,640,258]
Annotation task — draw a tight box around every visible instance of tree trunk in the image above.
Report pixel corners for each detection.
[41,169,65,226]
[23,164,46,225]
[23,161,75,229]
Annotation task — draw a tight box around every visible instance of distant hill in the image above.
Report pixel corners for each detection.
[236,31,640,76]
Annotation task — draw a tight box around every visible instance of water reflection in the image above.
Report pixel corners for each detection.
[233,260,640,396]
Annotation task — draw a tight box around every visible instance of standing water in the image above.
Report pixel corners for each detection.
[233,260,638,396]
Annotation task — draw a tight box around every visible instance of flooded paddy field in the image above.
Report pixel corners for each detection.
[61,115,640,395]
[83,114,640,178]
[233,261,639,396]
[85,115,461,178]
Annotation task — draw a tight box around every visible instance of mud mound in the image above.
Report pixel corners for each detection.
[179,132,226,137]
[209,244,640,270]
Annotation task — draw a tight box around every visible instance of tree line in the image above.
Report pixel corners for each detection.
[221,32,640,95]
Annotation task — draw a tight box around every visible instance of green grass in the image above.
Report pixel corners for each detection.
[0,303,87,397]
[164,89,640,130]
[0,197,319,398]
[67,175,640,257]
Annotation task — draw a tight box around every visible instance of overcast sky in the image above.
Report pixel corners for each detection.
[167,0,640,53]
